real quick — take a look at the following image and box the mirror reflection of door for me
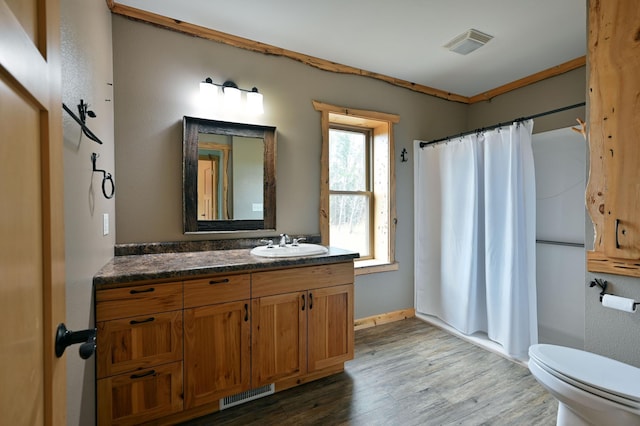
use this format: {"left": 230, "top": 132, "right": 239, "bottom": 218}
{"left": 197, "top": 142, "right": 231, "bottom": 219}
{"left": 198, "top": 155, "right": 219, "bottom": 220}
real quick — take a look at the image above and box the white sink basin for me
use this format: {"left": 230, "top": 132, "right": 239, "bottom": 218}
{"left": 250, "top": 243, "right": 329, "bottom": 258}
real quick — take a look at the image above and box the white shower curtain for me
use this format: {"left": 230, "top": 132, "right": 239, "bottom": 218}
{"left": 414, "top": 120, "right": 537, "bottom": 359}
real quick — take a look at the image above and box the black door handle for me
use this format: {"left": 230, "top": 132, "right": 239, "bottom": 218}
{"left": 55, "top": 323, "right": 96, "bottom": 360}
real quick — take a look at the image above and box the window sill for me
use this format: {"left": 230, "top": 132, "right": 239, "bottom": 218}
{"left": 354, "top": 260, "right": 399, "bottom": 276}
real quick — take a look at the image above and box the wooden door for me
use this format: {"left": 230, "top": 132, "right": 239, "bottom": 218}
{"left": 184, "top": 300, "right": 251, "bottom": 408}
{"left": 251, "top": 292, "right": 307, "bottom": 387}
{"left": 0, "top": 1, "right": 66, "bottom": 425}
{"left": 307, "top": 284, "right": 354, "bottom": 372}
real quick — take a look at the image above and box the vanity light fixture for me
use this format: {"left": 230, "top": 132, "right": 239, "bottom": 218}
{"left": 200, "top": 77, "right": 264, "bottom": 114}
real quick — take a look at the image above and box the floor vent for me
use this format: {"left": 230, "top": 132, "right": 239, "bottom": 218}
{"left": 219, "top": 384, "right": 275, "bottom": 410}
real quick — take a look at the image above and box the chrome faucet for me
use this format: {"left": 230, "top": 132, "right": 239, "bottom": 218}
{"left": 292, "top": 237, "right": 306, "bottom": 246}
{"left": 279, "top": 233, "right": 290, "bottom": 247}
{"left": 259, "top": 239, "right": 274, "bottom": 248}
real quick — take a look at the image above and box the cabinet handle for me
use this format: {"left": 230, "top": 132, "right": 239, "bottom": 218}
{"left": 301, "top": 294, "right": 306, "bottom": 311}
{"left": 244, "top": 303, "right": 249, "bottom": 322}
{"left": 209, "top": 278, "right": 230, "bottom": 285}
{"left": 130, "top": 370, "right": 156, "bottom": 379}
{"left": 615, "top": 218, "right": 621, "bottom": 249}
{"left": 309, "top": 292, "right": 313, "bottom": 310}
{"left": 130, "top": 317, "right": 155, "bottom": 325}
{"left": 130, "top": 287, "right": 154, "bottom": 294}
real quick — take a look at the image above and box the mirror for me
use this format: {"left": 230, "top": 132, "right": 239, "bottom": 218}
{"left": 183, "top": 116, "right": 276, "bottom": 232}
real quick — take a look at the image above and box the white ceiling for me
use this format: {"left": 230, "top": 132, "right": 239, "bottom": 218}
{"left": 116, "top": 0, "right": 586, "bottom": 98}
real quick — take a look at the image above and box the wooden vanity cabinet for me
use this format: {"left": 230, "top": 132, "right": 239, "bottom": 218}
{"left": 95, "top": 282, "right": 184, "bottom": 426}
{"left": 95, "top": 260, "right": 354, "bottom": 425}
{"left": 252, "top": 263, "right": 354, "bottom": 388}
{"left": 183, "top": 274, "right": 251, "bottom": 409}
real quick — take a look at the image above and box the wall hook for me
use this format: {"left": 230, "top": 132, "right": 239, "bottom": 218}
{"left": 91, "top": 153, "right": 115, "bottom": 199}
{"left": 62, "top": 99, "right": 103, "bottom": 145}
{"left": 401, "top": 148, "right": 408, "bottom": 162}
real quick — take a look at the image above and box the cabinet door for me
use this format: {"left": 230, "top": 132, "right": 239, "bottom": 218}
{"left": 97, "top": 362, "right": 183, "bottom": 426}
{"left": 252, "top": 292, "right": 307, "bottom": 387}
{"left": 184, "top": 300, "right": 251, "bottom": 408}
{"left": 587, "top": 0, "right": 640, "bottom": 265}
{"left": 308, "top": 284, "right": 354, "bottom": 372}
{"left": 97, "top": 310, "right": 183, "bottom": 378}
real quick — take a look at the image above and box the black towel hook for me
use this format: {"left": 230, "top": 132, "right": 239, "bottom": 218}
{"left": 62, "top": 99, "right": 103, "bottom": 145}
{"left": 91, "top": 153, "right": 115, "bottom": 199}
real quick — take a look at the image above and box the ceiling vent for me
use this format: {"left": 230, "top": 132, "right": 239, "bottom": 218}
{"left": 444, "top": 29, "right": 493, "bottom": 55}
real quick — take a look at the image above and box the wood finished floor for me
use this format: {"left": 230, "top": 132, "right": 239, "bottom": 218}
{"left": 181, "top": 318, "right": 557, "bottom": 425}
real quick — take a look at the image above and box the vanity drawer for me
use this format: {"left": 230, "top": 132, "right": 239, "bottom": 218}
{"left": 96, "top": 282, "right": 183, "bottom": 322}
{"left": 97, "top": 361, "right": 183, "bottom": 426}
{"left": 184, "top": 274, "right": 251, "bottom": 308}
{"left": 252, "top": 262, "right": 354, "bottom": 298}
{"left": 96, "top": 310, "right": 183, "bottom": 379}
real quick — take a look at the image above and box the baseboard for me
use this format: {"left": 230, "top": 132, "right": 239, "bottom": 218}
{"left": 354, "top": 308, "right": 415, "bottom": 331}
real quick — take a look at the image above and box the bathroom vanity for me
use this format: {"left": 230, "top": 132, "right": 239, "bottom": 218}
{"left": 93, "top": 246, "right": 357, "bottom": 425}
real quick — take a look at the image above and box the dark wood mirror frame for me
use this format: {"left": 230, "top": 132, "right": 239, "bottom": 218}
{"left": 183, "top": 116, "right": 276, "bottom": 232}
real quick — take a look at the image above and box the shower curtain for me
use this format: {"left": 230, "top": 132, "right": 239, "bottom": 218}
{"left": 414, "top": 120, "right": 537, "bottom": 359}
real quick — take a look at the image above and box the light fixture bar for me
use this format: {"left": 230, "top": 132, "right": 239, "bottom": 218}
{"left": 200, "top": 77, "right": 264, "bottom": 114}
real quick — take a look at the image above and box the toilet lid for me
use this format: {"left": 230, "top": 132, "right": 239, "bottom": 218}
{"left": 529, "top": 344, "right": 640, "bottom": 404}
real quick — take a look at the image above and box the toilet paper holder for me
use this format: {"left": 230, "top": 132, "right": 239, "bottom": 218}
{"left": 589, "top": 278, "right": 639, "bottom": 308}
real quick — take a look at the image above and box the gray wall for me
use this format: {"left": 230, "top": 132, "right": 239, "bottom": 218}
{"left": 61, "top": 0, "right": 115, "bottom": 425}
{"left": 111, "top": 15, "right": 467, "bottom": 320}
{"left": 585, "top": 242, "right": 640, "bottom": 366}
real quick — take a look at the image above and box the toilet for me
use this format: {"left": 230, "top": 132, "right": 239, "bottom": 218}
{"left": 528, "top": 344, "right": 640, "bottom": 426}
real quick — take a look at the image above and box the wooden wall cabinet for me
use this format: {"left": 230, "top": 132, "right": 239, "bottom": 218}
{"left": 586, "top": 0, "right": 640, "bottom": 276}
{"left": 95, "top": 261, "right": 354, "bottom": 425}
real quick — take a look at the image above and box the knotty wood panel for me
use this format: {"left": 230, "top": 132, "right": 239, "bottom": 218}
{"left": 586, "top": 0, "right": 640, "bottom": 272}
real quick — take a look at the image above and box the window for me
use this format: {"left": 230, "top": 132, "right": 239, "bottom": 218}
{"left": 329, "top": 126, "right": 373, "bottom": 258}
{"left": 313, "top": 101, "right": 399, "bottom": 274}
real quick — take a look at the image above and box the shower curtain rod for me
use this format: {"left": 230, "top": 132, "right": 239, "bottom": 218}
{"left": 419, "top": 101, "right": 586, "bottom": 148}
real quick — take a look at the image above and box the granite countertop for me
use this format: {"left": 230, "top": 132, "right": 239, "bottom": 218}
{"left": 93, "top": 246, "right": 359, "bottom": 289}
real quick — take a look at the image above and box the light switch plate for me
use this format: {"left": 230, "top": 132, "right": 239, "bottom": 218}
{"left": 103, "top": 213, "right": 109, "bottom": 236}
